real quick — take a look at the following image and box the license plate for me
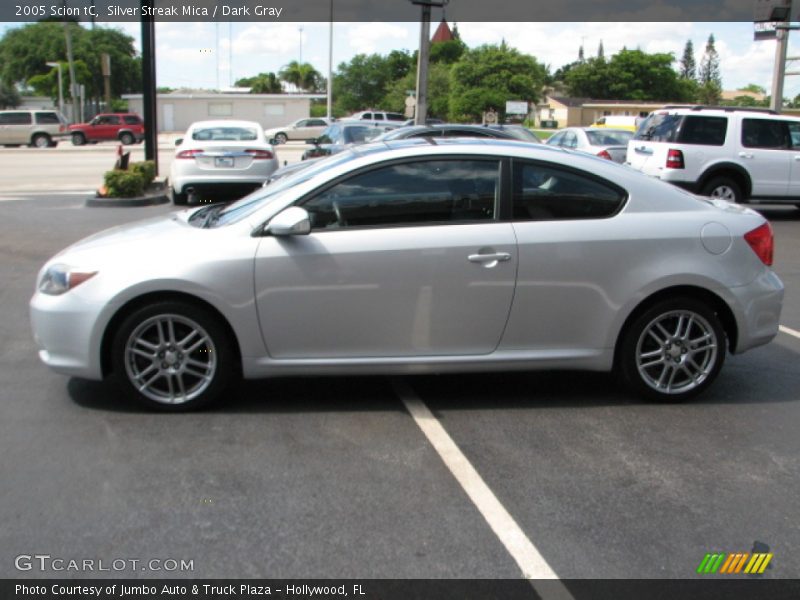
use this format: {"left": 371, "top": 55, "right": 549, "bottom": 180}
{"left": 215, "top": 156, "right": 234, "bottom": 168}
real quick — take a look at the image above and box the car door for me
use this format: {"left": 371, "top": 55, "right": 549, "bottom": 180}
{"left": 740, "top": 118, "right": 791, "bottom": 197}
{"left": 303, "top": 119, "right": 329, "bottom": 139}
{"left": 254, "top": 157, "right": 517, "bottom": 359}
{"left": 288, "top": 119, "right": 311, "bottom": 140}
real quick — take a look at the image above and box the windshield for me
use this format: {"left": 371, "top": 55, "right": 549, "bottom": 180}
{"left": 633, "top": 114, "right": 681, "bottom": 142}
{"left": 207, "top": 151, "right": 362, "bottom": 227}
{"left": 191, "top": 126, "right": 258, "bottom": 141}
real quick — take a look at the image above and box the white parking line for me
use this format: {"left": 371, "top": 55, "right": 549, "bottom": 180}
{"left": 392, "top": 379, "right": 573, "bottom": 598}
{"left": 779, "top": 325, "right": 800, "bottom": 340}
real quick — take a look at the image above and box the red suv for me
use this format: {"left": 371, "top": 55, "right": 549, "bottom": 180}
{"left": 69, "top": 113, "right": 144, "bottom": 145}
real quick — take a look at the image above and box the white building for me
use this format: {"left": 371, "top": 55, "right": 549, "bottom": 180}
{"left": 123, "top": 91, "right": 326, "bottom": 132}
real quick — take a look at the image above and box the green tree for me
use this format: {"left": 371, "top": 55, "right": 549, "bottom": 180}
{"left": 333, "top": 53, "right": 399, "bottom": 113}
{"left": 0, "top": 81, "right": 20, "bottom": 108}
{"left": 448, "top": 44, "right": 547, "bottom": 122}
{"left": 565, "top": 49, "right": 693, "bottom": 102}
{"left": 0, "top": 22, "right": 141, "bottom": 105}
{"left": 279, "top": 61, "right": 323, "bottom": 92}
{"left": 697, "top": 34, "right": 722, "bottom": 104}
{"left": 679, "top": 40, "right": 696, "bottom": 80}
{"left": 236, "top": 72, "right": 282, "bottom": 93}
{"left": 27, "top": 59, "right": 91, "bottom": 99}
{"left": 383, "top": 62, "right": 452, "bottom": 119}
{"left": 431, "top": 39, "right": 466, "bottom": 64}
{"left": 739, "top": 83, "right": 766, "bottom": 94}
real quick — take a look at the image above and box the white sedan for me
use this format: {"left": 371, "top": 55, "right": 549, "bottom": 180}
{"left": 264, "top": 117, "right": 331, "bottom": 144}
{"left": 169, "top": 120, "right": 279, "bottom": 205}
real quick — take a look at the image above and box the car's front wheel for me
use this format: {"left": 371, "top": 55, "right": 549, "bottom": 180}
{"left": 111, "top": 301, "right": 237, "bottom": 411}
{"left": 618, "top": 297, "right": 726, "bottom": 402}
{"left": 701, "top": 176, "right": 743, "bottom": 204}
{"left": 71, "top": 132, "right": 86, "bottom": 146}
{"left": 31, "top": 133, "right": 51, "bottom": 148}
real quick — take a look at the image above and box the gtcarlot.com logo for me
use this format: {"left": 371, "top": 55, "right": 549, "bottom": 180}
{"left": 14, "top": 554, "right": 194, "bottom": 573}
{"left": 697, "top": 551, "right": 773, "bottom": 575}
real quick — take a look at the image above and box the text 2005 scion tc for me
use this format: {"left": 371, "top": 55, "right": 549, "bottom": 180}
{"left": 31, "top": 139, "right": 783, "bottom": 410}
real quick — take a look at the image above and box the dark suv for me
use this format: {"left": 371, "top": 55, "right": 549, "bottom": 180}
{"left": 69, "top": 113, "right": 144, "bottom": 145}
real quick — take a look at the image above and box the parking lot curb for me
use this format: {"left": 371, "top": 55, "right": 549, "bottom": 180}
{"left": 85, "top": 183, "right": 171, "bottom": 208}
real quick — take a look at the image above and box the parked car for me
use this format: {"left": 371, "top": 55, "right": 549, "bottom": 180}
{"left": 486, "top": 124, "right": 542, "bottom": 143}
{"left": 626, "top": 106, "right": 800, "bottom": 205}
{"left": 546, "top": 127, "right": 633, "bottom": 163}
{"left": 349, "top": 110, "right": 406, "bottom": 123}
{"left": 0, "top": 109, "right": 69, "bottom": 147}
{"left": 69, "top": 113, "right": 144, "bottom": 145}
{"left": 169, "top": 120, "right": 279, "bottom": 205}
{"left": 264, "top": 117, "right": 331, "bottom": 144}
{"left": 301, "top": 120, "right": 397, "bottom": 159}
{"left": 31, "top": 138, "right": 783, "bottom": 410}
{"left": 375, "top": 123, "right": 538, "bottom": 143}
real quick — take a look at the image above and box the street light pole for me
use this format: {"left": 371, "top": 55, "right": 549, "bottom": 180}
{"left": 327, "top": 0, "right": 333, "bottom": 119}
{"left": 410, "top": 0, "right": 448, "bottom": 125}
{"left": 46, "top": 62, "right": 64, "bottom": 117}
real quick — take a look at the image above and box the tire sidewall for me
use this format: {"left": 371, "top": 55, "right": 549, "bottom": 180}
{"left": 702, "top": 176, "right": 742, "bottom": 204}
{"left": 120, "top": 132, "right": 135, "bottom": 145}
{"left": 32, "top": 134, "right": 50, "bottom": 148}
{"left": 619, "top": 297, "right": 726, "bottom": 402}
{"left": 71, "top": 132, "right": 85, "bottom": 146}
{"left": 275, "top": 133, "right": 287, "bottom": 144}
{"left": 110, "top": 301, "right": 237, "bottom": 411}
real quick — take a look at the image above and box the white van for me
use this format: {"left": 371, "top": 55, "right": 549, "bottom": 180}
{"left": 591, "top": 116, "right": 640, "bottom": 132}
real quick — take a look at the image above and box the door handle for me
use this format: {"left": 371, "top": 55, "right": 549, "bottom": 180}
{"left": 738, "top": 152, "right": 754, "bottom": 159}
{"left": 468, "top": 252, "right": 511, "bottom": 263}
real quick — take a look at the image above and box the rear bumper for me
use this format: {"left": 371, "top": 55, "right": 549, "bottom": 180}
{"left": 730, "top": 269, "right": 784, "bottom": 354}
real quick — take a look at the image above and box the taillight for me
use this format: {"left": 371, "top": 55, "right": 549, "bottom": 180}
{"left": 176, "top": 149, "right": 203, "bottom": 159}
{"left": 245, "top": 149, "right": 274, "bottom": 159}
{"left": 744, "top": 222, "right": 774, "bottom": 266}
{"left": 666, "top": 149, "right": 684, "bottom": 169}
{"left": 596, "top": 149, "right": 612, "bottom": 160}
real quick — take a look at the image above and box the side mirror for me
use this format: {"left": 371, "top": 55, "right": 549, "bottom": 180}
{"left": 267, "top": 206, "right": 311, "bottom": 236}
{"left": 174, "top": 138, "right": 183, "bottom": 146}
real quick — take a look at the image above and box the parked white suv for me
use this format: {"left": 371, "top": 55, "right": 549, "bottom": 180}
{"left": 626, "top": 106, "right": 800, "bottom": 205}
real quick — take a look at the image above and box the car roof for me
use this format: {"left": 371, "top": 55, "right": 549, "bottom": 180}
{"left": 188, "top": 120, "right": 263, "bottom": 129}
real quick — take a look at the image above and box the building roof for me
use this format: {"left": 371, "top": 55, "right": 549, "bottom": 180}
{"left": 431, "top": 18, "right": 454, "bottom": 43}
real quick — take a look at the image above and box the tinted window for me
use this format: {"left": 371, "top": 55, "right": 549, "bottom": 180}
{"left": 677, "top": 116, "right": 727, "bottom": 145}
{"left": 634, "top": 113, "right": 681, "bottom": 142}
{"left": 0, "top": 112, "right": 32, "bottom": 125}
{"left": 741, "top": 118, "right": 790, "bottom": 149}
{"left": 373, "top": 114, "right": 384, "bottom": 120}
{"left": 308, "top": 119, "right": 327, "bottom": 127}
{"left": 122, "top": 115, "right": 142, "bottom": 125}
{"left": 386, "top": 113, "right": 405, "bottom": 121}
{"left": 562, "top": 131, "right": 578, "bottom": 148}
{"left": 585, "top": 130, "right": 633, "bottom": 146}
{"left": 788, "top": 121, "right": 800, "bottom": 148}
{"left": 512, "top": 161, "right": 626, "bottom": 221}
{"left": 443, "top": 128, "right": 492, "bottom": 138}
{"left": 301, "top": 159, "right": 499, "bottom": 229}
{"left": 192, "top": 126, "right": 258, "bottom": 141}
{"left": 35, "top": 112, "right": 60, "bottom": 124}
{"left": 547, "top": 131, "right": 565, "bottom": 146}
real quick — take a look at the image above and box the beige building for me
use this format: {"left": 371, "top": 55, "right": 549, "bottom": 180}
{"left": 123, "top": 91, "right": 326, "bottom": 133}
{"left": 536, "top": 96, "right": 667, "bottom": 128}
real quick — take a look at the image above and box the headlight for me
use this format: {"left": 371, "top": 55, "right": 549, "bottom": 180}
{"left": 39, "top": 264, "right": 97, "bottom": 295}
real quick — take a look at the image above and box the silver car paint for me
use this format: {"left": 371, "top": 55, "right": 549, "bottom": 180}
{"left": 31, "top": 140, "right": 783, "bottom": 382}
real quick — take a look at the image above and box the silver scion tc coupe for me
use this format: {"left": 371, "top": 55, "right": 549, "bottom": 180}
{"left": 31, "top": 139, "right": 783, "bottom": 410}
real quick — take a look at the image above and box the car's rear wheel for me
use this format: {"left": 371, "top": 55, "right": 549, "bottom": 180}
{"left": 701, "top": 176, "right": 743, "bottom": 204}
{"left": 31, "top": 133, "right": 51, "bottom": 148}
{"left": 111, "top": 301, "right": 237, "bottom": 411}
{"left": 172, "top": 187, "right": 188, "bottom": 205}
{"left": 274, "top": 132, "right": 288, "bottom": 144}
{"left": 119, "top": 132, "right": 135, "bottom": 145}
{"left": 71, "top": 133, "right": 86, "bottom": 146}
{"left": 619, "top": 297, "right": 726, "bottom": 402}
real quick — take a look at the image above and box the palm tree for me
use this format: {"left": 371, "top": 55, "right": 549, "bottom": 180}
{"left": 279, "top": 61, "right": 323, "bottom": 93}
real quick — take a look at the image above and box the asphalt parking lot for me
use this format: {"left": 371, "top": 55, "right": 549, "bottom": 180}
{"left": 1, "top": 185, "right": 799, "bottom": 585}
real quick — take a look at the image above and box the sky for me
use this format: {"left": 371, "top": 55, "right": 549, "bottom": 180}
{"left": 1, "top": 20, "right": 797, "bottom": 99}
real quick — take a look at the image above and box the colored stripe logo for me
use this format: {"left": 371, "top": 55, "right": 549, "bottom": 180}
{"left": 697, "top": 552, "right": 773, "bottom": 574}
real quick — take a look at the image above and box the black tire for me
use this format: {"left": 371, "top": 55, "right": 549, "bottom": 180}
{"left": 618, "top": 297, "right": 726, "bottom": 402}
{"left": 172, "top": 187, "right": 188, "bottom": 206}
{"left": 701, "top": 176, "right": 743, "bottom": 204}
{"left": 71, "top": 132, "right": 86, "bottom": 146}
{"left": 31, "top": 133, "right": 51, "bottom": 148}
{"left": 110, "top": 301, "right": 238, "bottom": 411}
{"left": 274, "top": 132, "right": 288, "bottom": 144}
{"left": 119, "top": 132, "right": 135, "bottom": 145}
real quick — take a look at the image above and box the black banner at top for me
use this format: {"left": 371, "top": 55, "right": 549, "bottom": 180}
{"left": 0, "top": 0, "right": 780, "bottom": 23}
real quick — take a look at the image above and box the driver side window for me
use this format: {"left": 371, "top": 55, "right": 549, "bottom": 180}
{"left": 301, "top": 159, "right": 500, "bottom": 230}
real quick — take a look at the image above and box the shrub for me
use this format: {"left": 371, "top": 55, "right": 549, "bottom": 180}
{"left": 104, "top": 169, "right": 146, "bottom": 198}
{"left": 129, "top": 160, "right": 156, "bottom": 186}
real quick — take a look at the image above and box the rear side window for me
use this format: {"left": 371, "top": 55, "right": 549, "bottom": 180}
{"left": 122, "top": 115, "right": 142, "bottom": 125}
{"left": 0, "top": 112, "right": 32, "bottom": 125}
{"left": 512, "top": 160, "right": 626, "bottom": 221}
{"left": 677, "top": 116, "right": 727, "bottom": 146}
{"left": 35, "top": 112, "right": 60, "bottom": 124}
{"left": 741, "top": 119, "right": 790, "bottom": 149}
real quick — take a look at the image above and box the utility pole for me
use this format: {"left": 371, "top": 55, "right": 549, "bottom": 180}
{"left": 61, "top": 0, "right": 79, "bottom": 123}
{"left": 101, "top": 53, "right": 112, "bottom": 111}
{"left": 327, "top": 0, "right": 333, "bottom": 119}
{"left": 411, "top": 0, "right": 448, "bottom": 125}
{"left": 46, "top": 62, "right": 64, "bottom": 117}
{"left": 771, "top": 27, "right": 789, "bottom": 111}
{"left": 140, "top": 2, "right": 158, "bottom": 173}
